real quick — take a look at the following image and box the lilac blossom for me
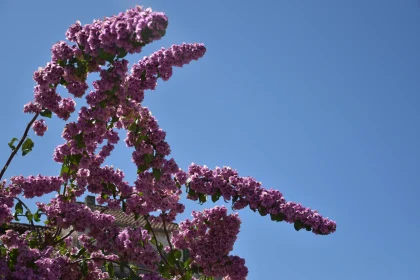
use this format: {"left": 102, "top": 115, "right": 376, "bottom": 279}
{"left": 32, "top": 119, "right": 48, "bottom": 136}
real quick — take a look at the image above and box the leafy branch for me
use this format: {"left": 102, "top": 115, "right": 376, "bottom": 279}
{"left": 0, "top": 113, "right": 39, "bottom": 180}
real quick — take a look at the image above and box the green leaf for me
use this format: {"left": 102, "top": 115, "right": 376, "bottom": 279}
{"left": 173, "top": 250, "right": 182, "bottom": 260}
{"left": 188, "top": 189, "right": 196, "bottom": 197}
{"left": 80, "top": 260, "right": 88, "bottom": 275}
{"left": 57, "top": 59, "right": 66, "bottom": 67}
{"left": 106, "top": 262, "right": 114, "bottom": 277}
{"left": 211, "top": 192, "right": 221, "bottom": 203}
{"left": 305, "top": 225, "right": 312, "bottom": 231}
{"left": 21, "top": 138, "right": 34, "bottom": 156}
{"left": 40, "top": 109, "right": 52, "bottom": 118}
{"left": 167, "top": 251, "right": 176, "bottom": 266}
{"left": 74, "top": 133, "right": 85, "bottom": 149}
{"left": 60, "top": 164, "right": 70, "bottom": 176}
{"left": 15, "top": 202, "right": 23, "bottom": 215}
{"left": 294, "top": 220, "right": 303, "bottom": 231}
{"left": 107, "top": 116, "right": 119, "bottom": 129}
{"left": 0, "top": 246, "right": 6, "bottom": 256}
{"left": 59, "top": 77, "right": 68, "bottom": 86}
{"left": 75, "top": 247, "right": 86, "bottom": 258}
{"left": 99, "top": 49, "right": 115, "bottom": 63}
{"left": 181, "top": 271, "right": 193, "bottom": 280}
{"left": 33, "top": 211, "right": 41, "bottom": 222}
{"left": 128, "top": 121, "right": 137, "bottom": 132}
{"left": 69, "top": 154, "right": 83, "bottom": 165}
{"left": 13, "top": 213, "right": 20, "bottom": 221}
{"left": 8, "top": 248, "right": 19, "bottom": 270}
{"left": 199, "top": 193, "right": 207, "bottom": 204}
{"left": 144, "top": 222, "right": 152, "bottom": 233}
{"left": 28, "top": 237, "right": 38, "bottom": 249}
{"left": 232, "top": 195, "right": 240, "bottom": 204}
{"left": 270, "top": 213, "right": 284, "bottom": 222}
{"left": 158, "top": 262, "right": 171, "bottom": 278}
{"left": 157, "top": 242, "right": 163, "bottom": 252}
{"left": 8, "top": 138, "right": 18, "bottom": 151}
{"left": 258, "top": 206, "right": 268, "bottom": 216}
{"left": 153, "top": 168, "right": 162, "bottom": 181}
{"left": 167, "top": 249, "right": 182, "bottom": 266}
{"left": 25, "top": 210, "right": 33, "bottom": 222}
{"left": 144, "top": 153, "right": 153, "bottom": 164}
{"left": 191, "top": 265, "right": 202, "bottom": 274}
{"left": 117, "top": 48, "right": 128, "bottom": 58}
{"left": 122, "top": 200, "right": 126, "bottom": 212}
{"left": 183, "top": 257, "right": 192, "bottom": 269}
{"left": 137, "top": 165, "right": 149, "bottom": 174}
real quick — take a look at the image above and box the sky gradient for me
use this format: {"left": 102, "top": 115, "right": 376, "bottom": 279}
{"left": 0, "top": 1, "right": 419, "bottom": 279}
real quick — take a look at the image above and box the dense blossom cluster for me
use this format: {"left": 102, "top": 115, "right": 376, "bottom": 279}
{"left": 37, "top": 196, "right": 115, "bottom": 232}
{"left": 114, "top": 227, "right": 160, "bottom": 269}
{"left": 185, "top": 164, "right": 337, "bottom": 235}
{"left": 65, "top": 7, "right": 168, "bottom": 57}
{"left": 0, "top": 4, "right": 337, "bottom": 280}
{"left": 0, "top": 181, "right": 15, "bottom": 224}
{"left": 0, "top": 230, "right": 110, "bottom": 279}
{"left": 172, "top": 206, "right": 248, "bottom": 280}
{"left": 25, "top": 5, "right": 170, "bottom": 129}
{"left": 10, "top": 175, "right": 63, "bottom": 199}
{"left": 32, "top": 119, "right": 48, "bottom": 136}
{"left": 126, "top": 43, "right": 206, "bottom": 98}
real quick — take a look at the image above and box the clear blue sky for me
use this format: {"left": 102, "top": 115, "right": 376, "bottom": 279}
{"left": 1, "top": 1, "right": 419, "bottom": 279}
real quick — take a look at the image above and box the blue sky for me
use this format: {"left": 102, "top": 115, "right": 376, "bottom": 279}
{"left": 1, "top": 1, "right": 419, "bottom": 279}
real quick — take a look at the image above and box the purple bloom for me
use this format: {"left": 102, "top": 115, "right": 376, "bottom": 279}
{"left": 32, "top": 119, "right": 48, "bottom": 136}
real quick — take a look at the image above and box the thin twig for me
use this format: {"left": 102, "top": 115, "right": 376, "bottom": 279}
{"left": 162, "top": 213, "right": 184, "bottom": 275}
{"left": 54, "top": 229, "right": 74, "bottom": 245}
{"left": 144, "top": 216, "right": 171, "bottom": 268}
{"left": 162, "top": 214, "right": 174, "bottom": 251}
{"left": 0, "top": 113, "right": 39, "bottom": 180}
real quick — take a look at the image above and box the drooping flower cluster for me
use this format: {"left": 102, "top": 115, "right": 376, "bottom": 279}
{"left": 116, "top": 105, "right": 184, "bottom": 222}
{"left": 126, "top": 43, "right": 207, "bottom": 100}
{"left": 172, "top": 206, "right": 248, "bottom": 279}
{"left": 184, "top": 163, "right": 337, "bottom": 235}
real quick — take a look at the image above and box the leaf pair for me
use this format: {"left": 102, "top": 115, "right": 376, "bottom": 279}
{"left": 8, "top": 137, "right": 34, "bottom": 156}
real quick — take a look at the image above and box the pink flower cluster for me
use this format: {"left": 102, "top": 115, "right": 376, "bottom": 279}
{"left": 171, "top": 206, "right": 248, "bottom": 279}
{"left": 114, "top": 227, "right": 160, "bottom": 269}
{"left": 185, "top": 163, "right": 337, "bottom": 235}
{"left": 65, "top": 6, "right": 168, "bottom": 57}
{"left": 126, "top": 43, "right": 206, "bottom": 99}
{"left": 25, "top": 6, "right": 170, "bottom": 136}
{"left": 114, "top": 105, "right": 184, "bottom": 222}
{"left": 37, "top": 196, "right": 115, "bottom": 232}
{"left": 10, "top": 175, "right": 63, "bottom": 199}
{"left": 0, "top": 230, "right": 111, "bottom": 279}
{"left": 32, "top": 119, "right": 48, "bottom": 136}
{"left": 0, "top": 180, "right": 16, "bottom": 224}
{"left": 206, "top": 256, "right": 248, "bottom": 280}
